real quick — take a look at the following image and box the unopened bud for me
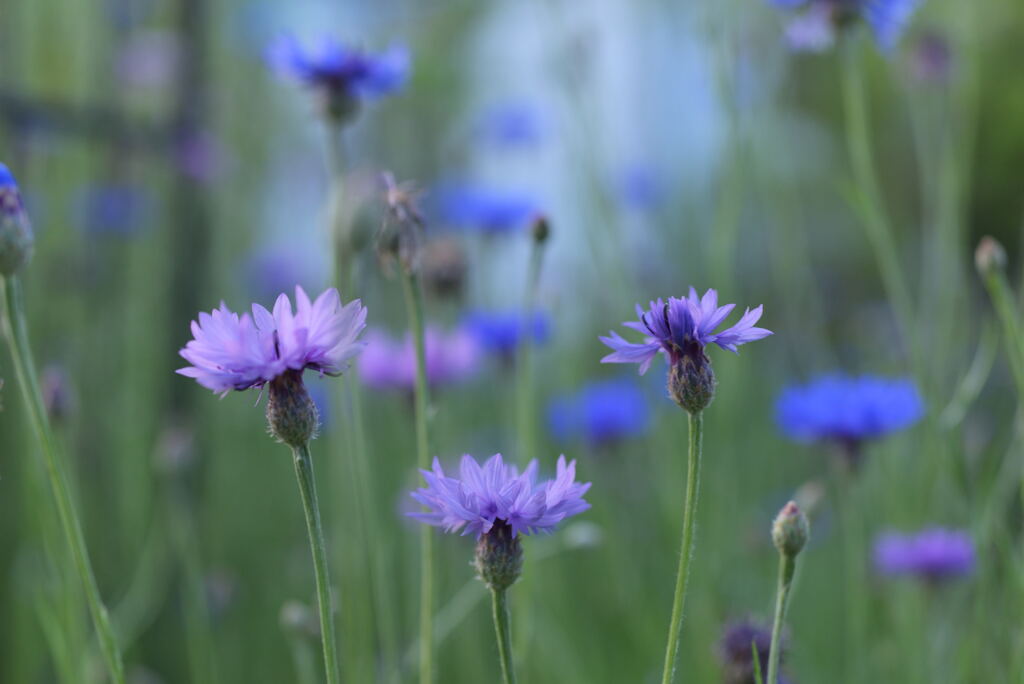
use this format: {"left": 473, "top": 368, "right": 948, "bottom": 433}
{"left": 975, "top": 236, "right": 1006, "bottom": 277}
{"left": 474, "top": 521, "right": 523, "bottom": 591}
{"left": 530, "top": 215, "right": 550, "bottom": 244}
{"left": 0, "top": 163, "right": 34, "bottom": 276}
{"left": 266, "top": 370, "right": 318, "bottom": 448}
{"left": 772, "top": 501, "right": 810, "bottom": 559}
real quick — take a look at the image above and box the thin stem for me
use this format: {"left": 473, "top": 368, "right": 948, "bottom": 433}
{"left": 516, "top": 237, "right": 545, "bottom": 463}
{"left": 840, "top": 37, "right": 915, "bottom": 353}
{"left": 660, "top": 411, "right": 704, "bottom": 684}
{"left": 400, "top": 269, "right": 434, "bottom": 684}
{"left": 0, "top": 276, "right": 126, "bottom": 684}
{"left": 766, "top": 554, "right": 796, "bottom": 684}
{"left": 325, "top": 121, "right": 352, "bottom": 295}
{"left": 490, "top": 588, "right": 517, "bottom": 684}
{"left": 291, "top": 443, "right": 340, "bottom": 684}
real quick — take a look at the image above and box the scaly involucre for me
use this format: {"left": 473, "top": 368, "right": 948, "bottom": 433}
{"left": 410, "top": 454, "right": 591, "bottom": 538}
{"left": 177, "top": 286, "right": 366, "bottom": 395}
{"left": 600, "top": 287, "right": 772, "bottom": 374}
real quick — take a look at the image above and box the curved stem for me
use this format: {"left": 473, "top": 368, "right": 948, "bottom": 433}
{"left": 840, "top": 38, "right": 915, "bottom": 351}
{"left": 0, "top": 276, "right": 126, "bottom": 684}
{"left": 291, "top": 443, "right": 340, "bottom": 684}
{"left": 490, "top": 588, "right": 517, "bottom": 684}
{"left": 660, "top": 411, "right": 704, "bottom": 684}
{"left": 400, "top": 269, "right": 434, "bottom": 684}
{"left": 766, "top": 554, "right": 796, "bottom": 684}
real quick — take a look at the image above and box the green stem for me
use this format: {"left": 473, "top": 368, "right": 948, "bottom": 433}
{"left": 766, "top": 554, "right": 796, "bottom": 684}
{"left": 660, "top": 411, "right": 704, "bottom": 684}
{"left": 490, "top": 588, "right": 517, "bottom": 684}
{"left": 400, "top": 269, "right": 434, "bottom": 684}
{"left": 516, "top": 238, "right": 545, "bottom": 463}
{"left": 0, "top": 276, "right": 126, "bottom": 684}
{"left": 840, "top": 38, "right": 915, "bottom": 351}
{"left": 290, "top": 443, "right": 340, "bottom": 684}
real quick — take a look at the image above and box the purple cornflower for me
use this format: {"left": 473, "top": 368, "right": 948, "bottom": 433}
{"left": 600, "top": 288, "right": 770, "bottom": 412}
{"left": 767, "top": 0, "right": 924, "bottom": 53}
{"left": 437, "top": 184, "right": 541, "bottom": 235}
{"left": 548, "top": 377, "right": 650, "bottom": 447}
{"left": 463, "top": 310, "right": 549, "bottom": 361}
{"left": 719, "top": 619, "right": 792, "bottom": 684}
{"left": 776, "top": 374, "right": 923, "bottom": 446}
{"left": 266, "top": 36, "right": 409, "bottom": 121}
{"left": 410, "top": 453, "right": 591, "bottom": 538}
{"left": 873, "top": 527, "right": 976, "bottom": 581}
{"left": 177, "top": 286, "right": 367, "bottom": 396}
{"left": 358, "top": 326, "right": 480, "bottom": 392}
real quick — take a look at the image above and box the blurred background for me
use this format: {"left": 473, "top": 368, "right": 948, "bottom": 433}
{"left": 1, "top": 0, "right": 1023, "bottom": 682}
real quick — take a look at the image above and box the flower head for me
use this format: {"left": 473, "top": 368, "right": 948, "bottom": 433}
{"left": 0, "top": 162, "right": 34, "bottom": 275}
{"left": 776, "top": 374, "right": 923, "bottom": 444}
{"left": 767, "top": 0, "right": 923, "bottom": 52}
{"left": 177, "top": 286, "right": 366, "bottom": 395}
{"left": 358, "top": 326, "right": 480, "bottom": 391}
{"left": 873, "top": 527, "right": 975, "bottom": 581}
{"left": 409, "top": 453, "right": 591, "bottom": 538}
{"left": 266, "top": 36, "right": 409, "bottom": 120}
{"left": 437, "top": 184, "right": 541, "bottom": 235}
{"left": 548, "top": 377, "right": 650, "bottom": 446}
{"left": 463, "top": 310, "right": 549, "bottom": 360}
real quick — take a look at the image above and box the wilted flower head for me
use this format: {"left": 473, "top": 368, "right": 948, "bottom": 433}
{"left": 776, "top": 374, "right": 923, "bottom": 446}
{"left": 437, "top": 184, "right": 541, "bottom": 235}
{"left": 377, "top": 172, "right": 424, "bottom": 274}
{"left": 768, "top": 0, "right": 924, "bottom": 53}
{"left": 358, "top": 326, "right": 480, "bottom": 391}
{"left": 873, "top": 527, "right": 975, "bottom": 581}
{"left": 0, "top": 163, "right": 34, "bottom": 275}
{"left": 719, "top": 619, "right": 791, "bottom": 684}
{"left": 266, "top": 36, "right": 409, "bottom": 121}
{"left": 409, "top": 453, "right": 591, "bottom": 538}
{"left": 463, "top": 310, "right": 549, "bottom": 361}
{"left": 600, "top": 288, "right": 771, "bottom": 412}
{"left": 548, "top": 377, "right": 650, "bottom": 447}
{"left": 177, "top": 286, "right": 367, "bottom": 395}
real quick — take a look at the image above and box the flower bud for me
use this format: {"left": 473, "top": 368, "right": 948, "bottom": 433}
{"left": 0, "top": 164, "right": 34, "bottom": 276}
{"left": 975, "top": 236, "right": 1007, "bottom": 278}
{"left": 772, "top": 501, "right": 810, "bottom": 559}
{"left": 668, "top": 351, "right": 716, "bottom": 414}
{"left": 266, "top": 370, "right": 319, "bottom": 448}
{"left": 530, "top": 214, "right": 550, "bottom": 244}
{"left": 474, "top": 521, "right": 523, "bottom": 591}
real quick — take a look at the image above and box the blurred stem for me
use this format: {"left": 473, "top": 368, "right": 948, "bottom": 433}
{"left": 980, "top": 266, "right": 1024, "bottom": 393}
{"left": 766, "top": 553, "right": 796, "bottom": 684}
{"left": 290, "top": 443, "right": 340, "bottom": 684}
{"left": 840, "top": 38, "right": 915, "bottom": 353}
{"left": 834, "top": 467, "right": 867, "bottom": 682}
{"left": 326, "top": 121, "right": 353, "bottom": 296}
{"left": 0, "top": 276, "right": 126, "bottom": 684}
{"left": 660, "top": 410, "right": 704, "bottom": 684}
{"left": 400, "top": 268, "right": 434, "bottom": 684}
{"left": 490, "top": 588, "right": 517, "bottom": 684}
{"left": 516, "top": 236, "right": 546, "bottom": 462}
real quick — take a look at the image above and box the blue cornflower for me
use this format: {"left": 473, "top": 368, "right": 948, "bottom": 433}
{"left": 463, "top": 310, "right": 549, "bottom": 360}
{"left": 266, "top": 36, "right": 409, "bottom": 121}
{"left": 776, "top": 374, "right": 923, "bottom": 445}
{"left": 614, "top": 163, "right": 663, "bottom": 212}
{"left": 437, "top": 184, "right": 541, "bottom": 235}
{"left": 766, "top": 0, "right": 923, "bottom": 52}
{"left": 601, "top": 288, "right": 771, "bottom": 412}
{"left": 873, "top": 527, "right": 975, "bottom": 581}
{"left": 548, "top": 378, "right": 650, "bottom": 446}
{"left": 409, "top": 453, "right": 590, "bottom": 538}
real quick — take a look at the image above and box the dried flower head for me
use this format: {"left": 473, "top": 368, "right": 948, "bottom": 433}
{"left": 377, "top": 172, "right": 424, "bottom": 274}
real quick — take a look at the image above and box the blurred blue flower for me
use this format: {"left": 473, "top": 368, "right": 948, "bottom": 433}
{"left": 548, "top": 377, "right": 650, "bottom": 446}
{"left": 873, "top": 527, "right": 975, "bottom": 581}
{"left": 613, "top": 163, "right": 663, "bottom": 212}
{"left": 776, "top": 374, "right": 923, "bottom": 444}
{"left": 463, "top": 310, "right": 549, "bottom": 360}
{"left": 266, "top": 36, "right": 408, "bottom": 119}
{"left": 76, "top": 184, "right": 151, "bottom": 237}
{"left": 767, "top": 0, "right": 923, "bottom": 52}
{"left": 475, "top": 100, "right": 547, "bottom": 147}
{"left": 358, "top": 326, "right": 481, "bottom": 392}
{"left": 437, "top": 184, "right": 541, "bottom": 235}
